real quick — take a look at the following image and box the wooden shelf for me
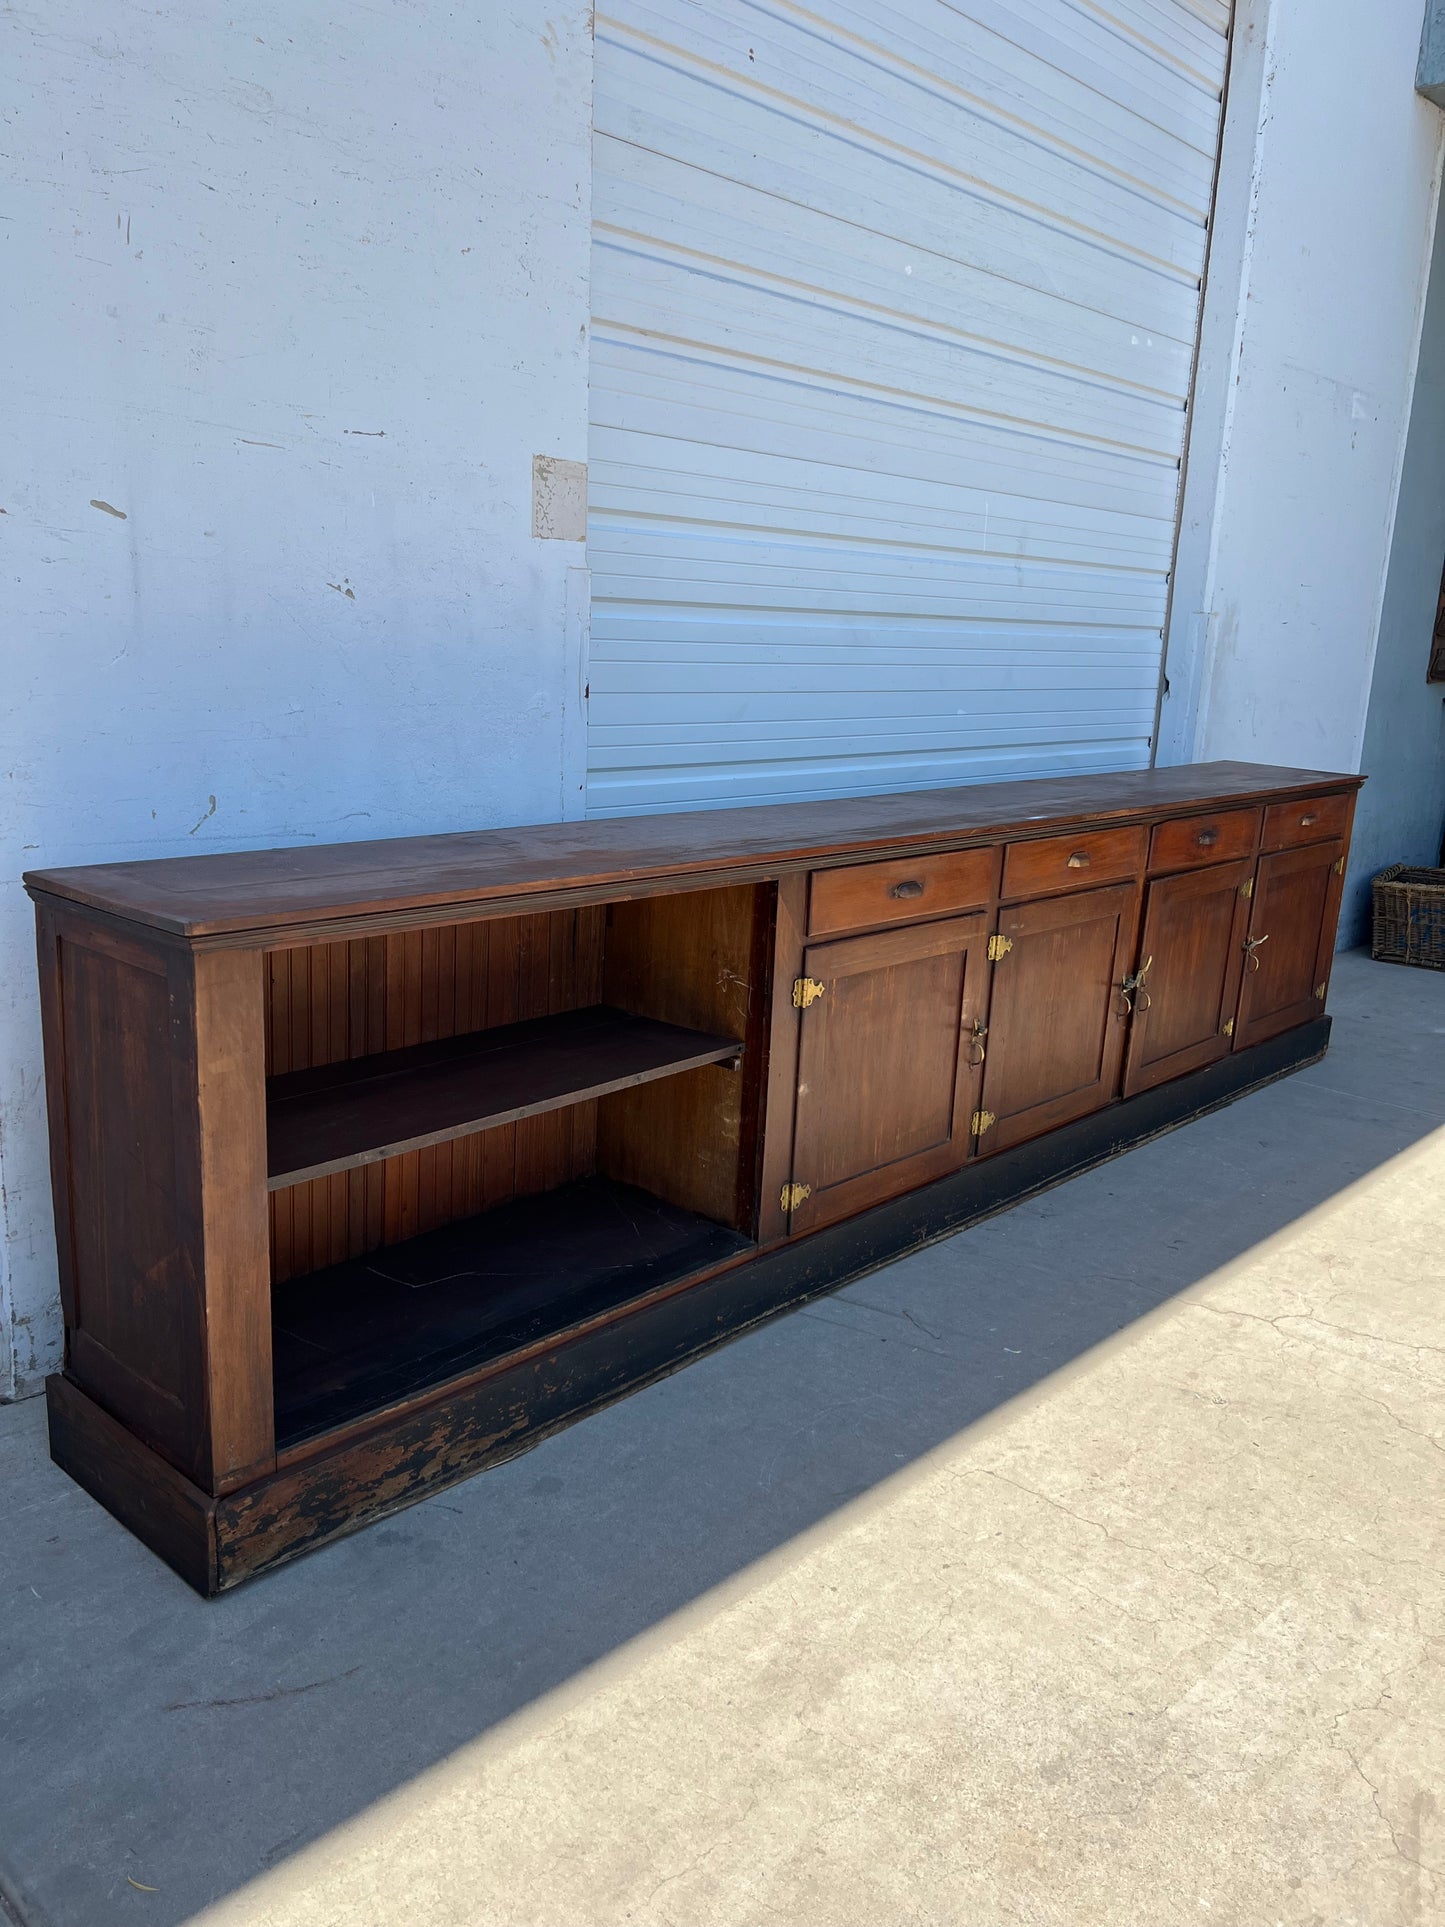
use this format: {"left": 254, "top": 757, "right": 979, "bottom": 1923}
{"left": 271, "top": 1177, "right": 752, "bottom": 1447}
{"left": 266, "top": 1005, "right": 742, "bottom": 1188}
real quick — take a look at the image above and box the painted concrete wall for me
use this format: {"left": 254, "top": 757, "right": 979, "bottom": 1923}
{"left": 0, "top": 2, "right": 593, "bottom": 1398}
{"left": 5, "top": 0, "right": 1443, "bottom": 1400}
{"left": 1420, "top": 0, "right": 1445, "bottom": 108}
{"left": 1160, "top": 0, "right": 1445, "bottom": 786}
{"left": 1346, "top": 191, "right": 1445, "bottom": 940}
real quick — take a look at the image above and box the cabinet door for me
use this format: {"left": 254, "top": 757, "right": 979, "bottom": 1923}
{"left": 977, "top": 882, "right": 1139, "bottom": 1154}
{"left": 787, "top": 914, "right": 989, "bottom": 1234}
{"left": 1234, "top": 839, "right": 1345, "bottom": 1049}
{"left": 1122, "top": 859, "right": 1253, "bottom": 1097}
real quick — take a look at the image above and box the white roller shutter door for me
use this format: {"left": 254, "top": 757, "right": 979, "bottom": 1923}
{"left": 587, "top": 0, "right": 1232, "bottom": 814}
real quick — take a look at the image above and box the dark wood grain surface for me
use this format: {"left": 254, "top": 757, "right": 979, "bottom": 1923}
{"left": 978, "top": 882, "right": 1141, "bottom": 1154}
{"left": 25, "top": 763, "right": 1362, "bottom": 942}
{"left": 1122, "top": 859, "right": 1254, "bottom": 1096}
{"left": 789, "top": 913, "right": 989, "bottom": 1234}
{"left": 1235, "top": 839, "right": 1348, "bottom": 1049}
{"left": 1148, "top": 806, "right": 1261, "bottom": 874}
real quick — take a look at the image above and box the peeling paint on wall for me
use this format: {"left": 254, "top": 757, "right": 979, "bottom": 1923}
{"left": 531, "top": 456, "right": 587, "bottom": 541}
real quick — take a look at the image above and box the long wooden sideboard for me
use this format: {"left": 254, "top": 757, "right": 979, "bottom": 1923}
{"left": 25, "top": 760, "right": 1360, "bottom": 1594}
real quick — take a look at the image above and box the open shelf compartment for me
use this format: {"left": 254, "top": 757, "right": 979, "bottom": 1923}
{"left": 272, "top": 1174, "right": 752, "bottom": 1448}
{"left": 264, "top": 883, "right": 770, "bottom": 1450}
{"left": 266, "top": 1003, "right": 743, "bottom": 1188}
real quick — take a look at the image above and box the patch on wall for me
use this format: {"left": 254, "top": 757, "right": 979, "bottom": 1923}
{"left": 532, "top": 456, "right": 587, "bottom": 540}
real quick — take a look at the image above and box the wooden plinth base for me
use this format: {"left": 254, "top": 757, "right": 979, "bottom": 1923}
{"left": 49, "top": 1018, "right": 1329, "bottom": 1596}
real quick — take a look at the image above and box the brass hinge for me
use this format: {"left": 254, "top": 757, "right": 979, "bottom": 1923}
{"left": 971, "top": 1109, "right": 996, "bottom": 1137}
{"left": 780, "top": 1181, "right": 811, "bottom": 1212}
{"left": 1240, "top": 877, "right": 1254, "bottom": 898}
{"left": 1333, "top": 856, "right": 1345, "bottom": 876}
{"left": 1222, "top": 1017, "right": 1235, "bottom": 1037}
{"left": 987, "top": 934, "right": 1013, "bottom": 962}
{"left": 1314, "top": 981, "right": 1327, "bottom": 999}
{"left": 792, "top": 977, "right": 825, "bottom": 1009}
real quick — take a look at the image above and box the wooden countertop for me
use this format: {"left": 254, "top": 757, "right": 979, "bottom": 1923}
{"left": 24, "top": 761, "right": 1362, "bottom": 944}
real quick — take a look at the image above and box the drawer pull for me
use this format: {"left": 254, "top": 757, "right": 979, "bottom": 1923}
{"left": 1244, "top": 933, "right": 1270, "bottom": 970}
{"left": 1196, "top": 827, "right": 1219, "bottom": 847}
{"left": 1300, "top": 812, "right": 1318, "bottom": 827}
{"left": 1065, "top": 851, "right": 1091, "bottom": 870}
{"left": 889, "top": 879, "right": 925, "bottom": 900}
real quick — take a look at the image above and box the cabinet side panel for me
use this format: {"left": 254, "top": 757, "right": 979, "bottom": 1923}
{"left": 48, "top": 917, "right": 203, "bottom": 1471}
{"left": 34, "top": 904, "right": 80, "bottom": 1344}
{"left": 1314, "top": 791, "right": 1356, "bottom": 985}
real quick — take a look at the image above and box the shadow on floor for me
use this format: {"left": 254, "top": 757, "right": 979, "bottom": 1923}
{"left": 1, "top": 952, "right": 1443, "bottom": 1926}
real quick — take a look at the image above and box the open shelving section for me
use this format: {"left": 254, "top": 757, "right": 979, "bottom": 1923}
{"left": 266, "top": 1004, "right": 744, "bottom": 1187}
{"left": 258, "top": 883, "right": 768, "bottom": 1458}
{"left": 271, "top": 1175, "right": 752, "bottom": 1447}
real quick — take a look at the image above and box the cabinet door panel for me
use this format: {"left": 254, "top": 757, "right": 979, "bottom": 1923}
{"left": 978, "top": 883, "right": 1138, "bottom": 1154}
{"left": 1122, "top": 860, "right": 1252, "bottom": 1097}
{"left": 1235, "top": 840, "right": 1345, "bottom": 1049}
{"left": 788, "top": 915, "right": 988, "bottom": 1234}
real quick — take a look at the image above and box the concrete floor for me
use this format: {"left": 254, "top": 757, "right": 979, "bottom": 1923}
{"left": 1, "top": 949, "right": 1443, "bottom": 1927}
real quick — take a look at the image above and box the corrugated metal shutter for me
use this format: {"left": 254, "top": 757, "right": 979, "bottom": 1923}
{"left": 587, "top": 0, "right": 1233, "bottom": 815}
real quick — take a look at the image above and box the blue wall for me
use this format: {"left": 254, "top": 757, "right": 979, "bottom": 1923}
{"left": 1346, "top": 189, "right": 1445, "bottom": 942}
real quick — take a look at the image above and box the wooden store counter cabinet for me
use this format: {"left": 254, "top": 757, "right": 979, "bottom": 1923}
{"left": 24, "top": 760, "right": 1360, "bottom": 1594}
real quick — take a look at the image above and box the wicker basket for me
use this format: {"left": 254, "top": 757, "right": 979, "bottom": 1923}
{"left": 1372, "top": 864, "right": 1445, "bottom": 970}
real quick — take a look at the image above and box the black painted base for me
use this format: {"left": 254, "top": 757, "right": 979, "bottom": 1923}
{"left": 50, "top": 1018, "right": 1329, "bottom": 1594}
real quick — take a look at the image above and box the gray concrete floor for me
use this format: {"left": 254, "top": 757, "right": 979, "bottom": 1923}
{"left": 2, "top": 949, "right": 1443, "bottom": 1927}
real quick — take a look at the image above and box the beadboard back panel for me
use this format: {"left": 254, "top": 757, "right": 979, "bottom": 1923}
{"left": 264, "top": 908, "right": 605, "bottom": 1281}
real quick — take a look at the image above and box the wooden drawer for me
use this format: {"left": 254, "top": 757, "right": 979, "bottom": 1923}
{"left": 1000, "top": 824, "right": 1145, "bottom": 901}
{"left": 1261, "top": 792, "right": 1352, "bottom": 852}
{"left": 1149, "top": 807, "right": 1260, "bottom": 873}
{"left": 807, "top": 846, "right": 999, "bottom": 939}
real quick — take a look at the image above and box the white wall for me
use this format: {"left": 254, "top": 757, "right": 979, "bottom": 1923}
{"left": 0, "top": 2, "right": 593, "bottom": 1398}
{"left": 7, "top": 0, "right": 1443, "bottom": 1400}
{"left": 1161, "top": 0, "right": 1445, "bottom": 776}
